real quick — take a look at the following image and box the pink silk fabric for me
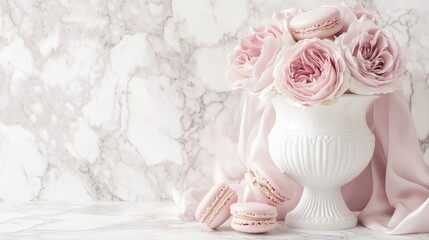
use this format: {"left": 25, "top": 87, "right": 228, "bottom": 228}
{"left": 175, "top": 90, "right": 429, "bottom": 234}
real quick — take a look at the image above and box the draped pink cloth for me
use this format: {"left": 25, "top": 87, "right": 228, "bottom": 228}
{"left": 174, "top": 90, "right": 429, "bottom": 234}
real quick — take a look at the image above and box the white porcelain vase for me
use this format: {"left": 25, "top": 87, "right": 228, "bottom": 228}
{"left": 268, "top": 94, "right": 378, "bottom": 230}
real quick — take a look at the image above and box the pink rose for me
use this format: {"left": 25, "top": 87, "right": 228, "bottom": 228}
{"left": 344, "top": 3, "right": 378, "bottom": 24}
{"left": 332, "top": 3, "right": 378, "bottom": 34}
{"left": 272, "top": 8, "right": 304, "bottom": 30}
{"left": 339, "top": 18, "right": 405, "bottom": 94}
{"left": 274, "top": 38, "right": 349, "bottom": 107}
{"left": 227, "top": 18, "right": 284, "bottom": 93}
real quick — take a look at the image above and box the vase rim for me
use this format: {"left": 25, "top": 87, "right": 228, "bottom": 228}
{"left": 340, "top": 93, "right": 380, "bottom": 99}
{"left": 271, "top": 93, "right": 380, "bottom": 105}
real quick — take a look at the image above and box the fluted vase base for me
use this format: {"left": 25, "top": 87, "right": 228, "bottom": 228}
{"left": 285, "top": 188, "right": 357, "bottom": 230}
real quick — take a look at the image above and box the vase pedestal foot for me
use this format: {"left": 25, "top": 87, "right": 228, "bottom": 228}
{"left": 285, "top": 188, "right": 357, "bottom": 230}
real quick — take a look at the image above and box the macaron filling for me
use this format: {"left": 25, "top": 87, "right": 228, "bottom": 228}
{"left": 232, "top": 215, "right": 276, "bottom": 226}
{"left": 291, "top": 16, "right": 341, "bottom": 35}
{"left": 200, "top": 187, "right": 235, "bottom": 224}
{"left": 247, "top": 169, "right": 288, "bottom": 204}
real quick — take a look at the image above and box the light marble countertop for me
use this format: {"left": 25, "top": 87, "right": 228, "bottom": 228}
{"left": 0, "top": 202, "right": 428, "bottom": 240}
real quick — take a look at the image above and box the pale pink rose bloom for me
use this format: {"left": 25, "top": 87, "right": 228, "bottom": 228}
{"left": 344, "top": 2, "right": 379, "bottom": 24}
{"left": 227, "top": 18, "right": 284, "bottom": 94}
{"left": 332, "top": 3, "right": 378, "bottom": 34}
{"left": 339, "top": 18, "right": 405, "bottom": 94}
{"left": 274, "top": 38, "right": 349, "bottom": 107}
{"left": 272, "top": 8, "right": 305, "bottom": 31}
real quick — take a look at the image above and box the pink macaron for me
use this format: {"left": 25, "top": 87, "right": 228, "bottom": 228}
{"left": 245, "top": 161, "right": 295, "bottom": 206}
{"left": 195, "top": 183, "right": 238, "bottom": 229}
{"left": 288, "top": 7, "right": 343, "bottom": 40}
{"left": 230, "top": 202, "right": 277, "bottom": 233}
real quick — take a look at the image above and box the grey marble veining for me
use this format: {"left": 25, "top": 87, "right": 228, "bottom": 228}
{"left": 0, "top": 0, "right": 428, "bottom": 201}
{"left": 0, "top": 201, "right": 427, "bottom": 239}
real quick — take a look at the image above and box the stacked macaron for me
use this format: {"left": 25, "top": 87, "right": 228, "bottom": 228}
{"left": 194, "top": 161, "right": 295, "bottom": 233}
{"left": 245, "top": 161, "right": 295, "bottom": 206}
{"left": 230, "top": 202, "right": 278, "bottom": 233}
{"left": 288, "top": 7, "right": 344, "bottom": 41}
{"left": 195, "top": 183, "right": 238, "bottom": 229}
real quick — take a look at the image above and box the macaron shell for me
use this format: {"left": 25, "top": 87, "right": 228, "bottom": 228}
{"left": 289, "top": 7, "right": 340, "bottom": 28}
{"left": 231, "top": 220, "right": 276, "bottom": 233}
{"left": 288, "top": 7, "right": 343, "bottom": 40}
{"left": 230, "top": 202, "right": 277, "bottom": 217}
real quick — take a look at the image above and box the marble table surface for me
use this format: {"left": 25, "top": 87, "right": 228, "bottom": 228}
{"left": 0, "top": 202, "right": 428, "bottom": 240}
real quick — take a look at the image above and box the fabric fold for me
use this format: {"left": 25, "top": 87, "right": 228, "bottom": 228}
{"left": 358, "top": 91, "right": 429, "bottom": 234}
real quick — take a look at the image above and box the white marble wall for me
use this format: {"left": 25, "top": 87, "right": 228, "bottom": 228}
{"left": 0, "top": 0, "right": 428, "bottom": 201}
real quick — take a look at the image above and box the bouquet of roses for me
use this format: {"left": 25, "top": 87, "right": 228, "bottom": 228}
{"left": 227, "top": 3, "right": 405, "bottom": 107}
